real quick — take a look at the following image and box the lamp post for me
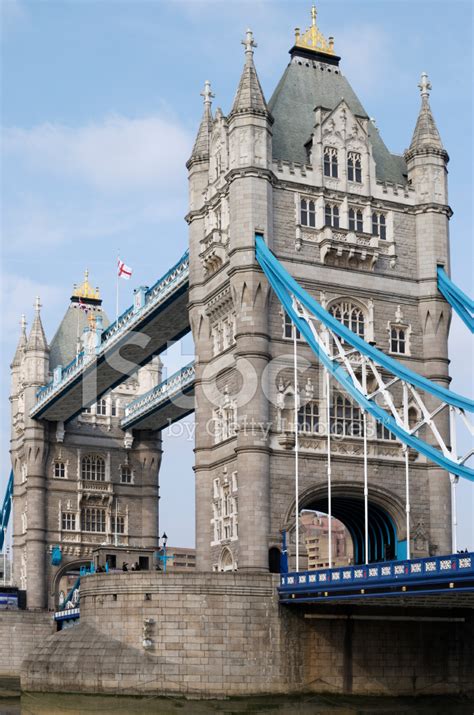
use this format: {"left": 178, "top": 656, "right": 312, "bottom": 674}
{"left": 159, "top": 532, "right": 172, "bottom": 573}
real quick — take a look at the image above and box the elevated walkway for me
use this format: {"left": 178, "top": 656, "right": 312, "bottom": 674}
{"left": 31, "top": 252, "right": 190, "bottom": 422}
{"left": 121, "top": 361, "right": 195, "bottom": 432}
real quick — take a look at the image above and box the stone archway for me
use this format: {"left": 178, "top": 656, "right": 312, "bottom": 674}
{"left": 218, "top": 547, "right": 235, "bottom": 572}
{"left": 285, "top": 483, "right": 407, "bottom": 565}
{"left": 50, "top": 557, "right": 90, "bottom": 608}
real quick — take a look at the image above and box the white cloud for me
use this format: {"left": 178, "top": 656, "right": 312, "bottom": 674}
{"left": 3, "top": 114, "right": 193, "bottom": 193}
{"left": 0, "top": 273, "right": 63, "bottom": 340}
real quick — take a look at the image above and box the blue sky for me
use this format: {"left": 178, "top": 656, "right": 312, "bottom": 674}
{"left": 1, "top": 0, "right": 472, "bottom": 549}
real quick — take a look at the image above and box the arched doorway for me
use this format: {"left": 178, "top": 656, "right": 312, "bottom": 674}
{"left": 218, "top": 547, "right": 235, "bottom": 572}
{"left": 304, "top": 495, "right": 397, "bottom": 564}
{"left": 268, "top": 547, "right": 281, "bottom": 573}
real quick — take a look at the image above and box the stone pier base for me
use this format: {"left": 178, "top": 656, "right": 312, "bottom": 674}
{"left": 20, "top": 572, "right": 474, "bottom": 697}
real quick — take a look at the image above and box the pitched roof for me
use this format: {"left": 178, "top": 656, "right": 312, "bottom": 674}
{"left": 408, "top": 95, "right": 443, "bottom": 152}
{"left": 27, "top": 310, "right": 48, "bottom": 353}
{"left": 268, "top": 59, "right": 407, "bottom": 185}
{"left": 231, "top": 57, "right": 268, "bottom": 116}
{"left": 190, "top": 103, "right": 213, "bottom": 160}
{"left": 49, "top": 305, "right": 109, "bottom": 370}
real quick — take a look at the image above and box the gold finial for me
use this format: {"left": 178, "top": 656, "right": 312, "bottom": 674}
{"left": 72, "top": 268, "right": 101, "bottom": 301}
{"left": 294, "top": 4, "right": 335, "bottom": 56}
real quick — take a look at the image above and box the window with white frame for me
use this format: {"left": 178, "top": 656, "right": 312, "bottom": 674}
{"left": 324, "top": 203, "right": 340, "bottom": 228}
{"left": 390, "top": 326, "right": 407, "bottom": 355}
{"left": 348, "top": 208, "right": 363, "bottom": 233}
{"left": 323, "top": 146, "right": 338, "bottom": 178}
{"left": 111, "top": 401, "right": 117, "bottom": 417}
{"left": 96, "top": 399, "right": 107, "bottom": 416}
{"left": 81, "top": 455, "right": 106, "bottom": 481}
{"left": 298, "top": 401, "right": 319, "bottom": 433}
{"left": 54, "top": 461, "right": 66, "bottom": 479}
{"left": 120, "top": 465, "right": 133, "bottom": 484}
{"left": 300, "top": 198, "right": 316, "bottom": 227}
{"left": 211, "top": 472, "right": 238, "bottom": 545}
{"left": 283, "top": 312, "right": 301, "bottom": 341}
{"left": 213, "top": 404, "right": 237, "bottom": 444}
{"left": 330, "top": 302, "right": 365, "bottom": 340}
{"left": 211, "top": 314, "right": 236, "bottom": 356}
{"left": 347, "top": 152, "right": 362, "bottom": 183}
{"left": 372, "top": 212, "right": 387, "bottom": 240}
{"left": 81, "top": 507, "right": 106, "bottom": 533}
{"left": 330, "top": 393, "right": 363, "bottom": 437}
{"left": 61, "top": 512, "right": 76, "bottom": 531}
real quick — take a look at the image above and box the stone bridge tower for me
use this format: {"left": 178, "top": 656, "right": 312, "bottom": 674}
{"left": 10, "top": 276, "right": 163, "bottom": 609}
{"left": 187, "top": 8, "right": 452, "bottom": 572}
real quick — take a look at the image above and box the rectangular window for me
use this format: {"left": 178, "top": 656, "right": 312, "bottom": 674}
{"left": 390, "top": 327, "right": 406, "bottom": 354}
{"left": 323, "top": 147, "right": 338, "bottom": 178}
{"left": 111, "top": 515, "right": 125, "bottom": 534}
{"left": 298, "top": 401, "right": 319, "bottom": 433}
{"left": 348, "top": 208, "right": 363, "bottom": 232}
{"left": 81, "top": 507, "right": 106, "bottom": 533}
{"left": 54, "top": 462, "right": 65, "bottom": 478}
{"left": 372, "top": 212, "right": 387, "bottom": 240}
{"left": 300, "top": 198, "right": 316, "bottom": 227}
{"left": 325, "top": 204, "right": 340, "bottom": 228}
{"left": 96, "top": 399, "right": 107, "bottom": 416}
{"left": 120, "top": 466, "right": 132, "bottom": 484}
{"left": 111, "top": 402, "right": 117, "bottom": 417}
{"left": 283, "top": 312, "right": 301, "bottom": 340}
{"left": 376, "top": 422, "right": 397, "bottom": 441}
{"left": 61, "top": 513, "right": 76, "bottom": 531}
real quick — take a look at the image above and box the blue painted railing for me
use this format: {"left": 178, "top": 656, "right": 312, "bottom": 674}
{"left": 0, "top": 471, "right": 13, "bottom": 552}
{"left": 122, "top": 361, "right": 195, "bottom": 428}
{"left": 32, "top": 249, "right": 190, "bottom": 414}
{"left": 279, "top": 552, "right": 474, "bottom": 602}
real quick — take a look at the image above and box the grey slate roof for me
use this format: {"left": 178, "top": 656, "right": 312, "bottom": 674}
{"left": 231, "top": 58, "right": 268, "bottom": 115}
{"left": 268, "top": 60, "right": 407, "bottom": 185}
{"left": 190, "top": 104, "right": 213, "bottom": 160}
{"left": 27, "top": 312, "right": 49, "bottom": 353}
{"left": 408, "top": 96, "right": 443, "bottom": 152}
{"left": 49, "top": 305, "right": 109, "bottom": 370}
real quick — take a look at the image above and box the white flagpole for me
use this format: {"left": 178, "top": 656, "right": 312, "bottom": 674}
{"left": 293, "top": 324, "right": 300, "bottom": 573}
{"left": 116, "top": 252, "right": 120, "bottom": 321}
{"left": 449, "top": 406, "right": 458, "bottom": 554}
{"left": 403, "top": 383, "right": 411, "bottom": 560}
{"left": 326, "top": 367, "right": 332, "bottom": 568}
{"left": 115, "top": 499, "right": 118, "bottom": 547}
{"left": 362, "top": 359, "right": 369, "bottom": 565}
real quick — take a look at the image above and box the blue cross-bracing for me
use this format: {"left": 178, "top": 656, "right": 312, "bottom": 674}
{"left": 0, "top": 471, "right": 13, "bottom": 552}
{"left": 255, "top": 234, "right": 474, "bottom": 482}
{"left": 437, "top": 266, "right": 474, "bottom": 333}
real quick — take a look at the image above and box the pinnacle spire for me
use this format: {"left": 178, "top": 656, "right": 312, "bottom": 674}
{"left": 408, "top": 72, "right": 444, "bottom": 154}
{"left": 27, "top": 296, "right": 49, "bottom": 352}
{"left": 189, "top": 80, "right": 215, "bottom": 162}
{"left": 231, "top": 29, "right": 268, "bottom": 116}
{"left": 11, "top": 315, "right": 28, "bottom": 368}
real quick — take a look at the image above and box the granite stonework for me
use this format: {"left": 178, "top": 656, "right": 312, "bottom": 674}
{"left": 0, "top": 611, "right": 53, "bottom": 677}
{"left": 20, "top": 573, "right": 474, "bottom": 697}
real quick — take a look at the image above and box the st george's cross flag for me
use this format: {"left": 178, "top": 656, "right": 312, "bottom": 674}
{"left": 117, "top": 259, "right": 132, "bottom": 280}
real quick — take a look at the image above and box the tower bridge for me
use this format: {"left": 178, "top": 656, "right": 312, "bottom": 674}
{"left": 2, "top": 4, "right": 474, "bottom": 698}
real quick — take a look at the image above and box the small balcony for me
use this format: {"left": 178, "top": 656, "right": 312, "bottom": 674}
{"left": 309, "top": 226, "right": 396, "bottom": 271}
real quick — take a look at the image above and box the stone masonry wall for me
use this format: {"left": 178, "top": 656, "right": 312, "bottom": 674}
{"left": 0, "top": 610, "right": 53, "bottom": 676}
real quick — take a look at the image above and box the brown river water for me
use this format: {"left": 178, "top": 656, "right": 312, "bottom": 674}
{"left": 1, "top": 690, "right": 474, "bottom": 715}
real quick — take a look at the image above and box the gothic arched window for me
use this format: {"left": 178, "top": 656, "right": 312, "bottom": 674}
{"left": 81, "top": 455, "right": 106, "bottom": 481}
{"left": 348, "top": 208, "right": 363, "bottom": 233}
{"left": 96, "top": 399, "right": 107, "bottom": 416}
{"left": 372, "top": 212, "right": 387, "bottom": 240}
{"left": 324, "top": 146, "right": 338, "bottom": 178}
{"left": 347, "top": 152, "right": 362, "bottom": 183}
{"left": 330, "top": 302, "right": 365, "bottom": 339}
{"left": 298, "top": 401, "right": 319, "bottom": 433}
{"left": 324, "top": 203, "right": 340, "bottom": 228}
{"left": 54, "top": 461, "right": 66, "bottom": 478}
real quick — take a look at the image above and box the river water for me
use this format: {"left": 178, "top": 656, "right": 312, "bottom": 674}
{"left": 1, "top": 692, "right": 473, "bottom": 715}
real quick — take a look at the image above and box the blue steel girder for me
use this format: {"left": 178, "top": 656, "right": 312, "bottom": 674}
{"left": 31, "top": 253, "right": 190, "bottom": 423}
{"left": 121, "top": 361, "right": 195, "bottom": 432}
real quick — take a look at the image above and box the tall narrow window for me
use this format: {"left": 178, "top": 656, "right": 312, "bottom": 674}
{"left": 390, "top": 326, "right": 406, "bottom": 354}
{"left": 62, "top": 513, "right": 76, "bottom": 531}
{"left": 330, "top": 302, "right": 365, "bottom": 339}
{"left": 111, "top": 515, "right": 125, "bottom": 534}
{"left": 324, "top": 204, "right": 340, "bottom": 228}
{"left": 81, "top": 455, "right": 106, "bottom": 481}
{"left": 300, "top": 198, "right": 316, "bottom": 227}
{"left": 54, "top": 461, "right": 65, "bottom": 478}
{"left": 372, "top": 212, "right": 387, "bottom": 240}
{"left": 283, "top": 312, "right": 301, "bottom": 341}
{"left": 96, "top": 399, "right": 107, "bottom": 416}
{"left": 348, "top": 208, "right": 363, "bottom": 232}
{"left": 347, "top": 152, "right": 362, "bottom": 183}
{"left": 120, "top": 465, "right": 133, "bottom": 484}
{"left": 298, "top": 401, "right": 319, "bottom": 433}
{"left": 323, "top": 147, "right": 338, "bottom": 178}
{"left": 330, "top": 393, "right": 363, "bottom": 437}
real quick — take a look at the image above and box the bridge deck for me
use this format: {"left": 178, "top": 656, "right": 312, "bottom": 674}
{"left": 279, "top": 552, "right": 474, "bottom": 605}
{"left": 31, "top": 253, "right": 190, "bottom": 423}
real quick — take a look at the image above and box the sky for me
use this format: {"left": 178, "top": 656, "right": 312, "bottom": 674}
{"left": 1, "top": 0, "right": 473, "bottom": 550}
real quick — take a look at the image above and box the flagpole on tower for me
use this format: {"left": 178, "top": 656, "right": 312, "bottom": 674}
{"left": 116, "top": 251, "right": 120, "bottom": 321}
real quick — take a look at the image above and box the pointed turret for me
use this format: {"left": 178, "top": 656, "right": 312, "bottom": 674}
{"left": 27, "top": 297, "right": 48, "bottom": 353}
{"left": 11, "top": 315, "right": 27, "bottom": 368}
{"left": 406, "top": 73, "right": 446, "bottom": 157}
{"left": 189, "top": 80, "right": 214, "bottom": 163}
{"left": 230, "top": 29, "right": 268, "bottom": 116}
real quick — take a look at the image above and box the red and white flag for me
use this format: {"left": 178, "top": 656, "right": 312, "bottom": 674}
{"left": 117, "top": 259, "right": 132, "bottom": 280}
